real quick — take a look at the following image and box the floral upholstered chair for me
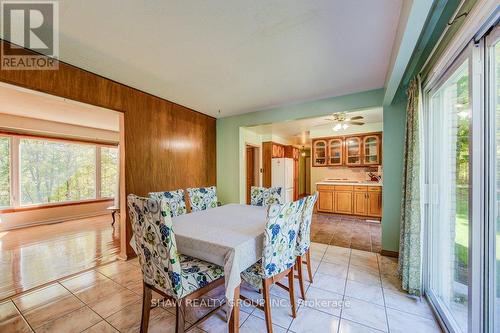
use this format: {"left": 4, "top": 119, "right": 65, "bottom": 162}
{"left": 186, "top": 186, "right": 218, "bottom": 212}
{"left": 240, "top": 198, "right": 306, "bottom": 333}
{"left": 148, "top": 189, "right": 187, "bottom": 217}
{"left": 127, "top": 194, "right": 224, "bottom": 333}
{"left": 294, "top": 192, "right": 318, "bottom": 300}
{"left": 250, "top": 186, "right": 283, "bottom": 207}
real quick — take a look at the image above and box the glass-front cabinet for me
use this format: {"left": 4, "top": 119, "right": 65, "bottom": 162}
{"left": 327, "top": 138, "right": 343, "bottom": 165}
{"left": 363, "top": 135, "right": 380, "bottom": 165}
{"left": 345, "top": 136, "right": 361, "bottom": 165}
{"left": 312, "top": 140, "right": 327, "bottom": 166}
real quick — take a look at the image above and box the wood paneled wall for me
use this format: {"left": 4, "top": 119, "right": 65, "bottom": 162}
{"left": 0, "top": 41, "right": 216, "bottom": 256}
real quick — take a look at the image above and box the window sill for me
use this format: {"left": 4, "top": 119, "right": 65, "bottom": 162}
{"left": 0, "top": 198, "right": 114, "bottom": 213}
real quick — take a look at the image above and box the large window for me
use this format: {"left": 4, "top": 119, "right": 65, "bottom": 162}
{"left": 0, "top": 137, "right": 10, "bottom": 207}
{"left": 100, "top": 146, "right": 119, "bottom": 198}
{"left": 0, "top": 134, "right": 118, "bottom": 209}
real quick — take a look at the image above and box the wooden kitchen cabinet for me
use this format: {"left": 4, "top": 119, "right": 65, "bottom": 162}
{"left": 353, "top": 191, "right": 368, "bottom": 215}
{"left": 327, "top": 138, "right": 343, "bottom": 165}
{"left": 363, "top": 135, "right": 381, "bottom": 165}
{"left": 313, "top": 140, "right": 327, "bottom": 166}
{"left": 345, "top": 136, "right": 362, "bottom": 165}
{"left": 334, "top": 191, "right": 353, "bottom": 214}
{"left": 316, "top": 184, "right": 381, "bottom": 218}
{"left": 311, "top": 132, "right": 382, "bottom": 167}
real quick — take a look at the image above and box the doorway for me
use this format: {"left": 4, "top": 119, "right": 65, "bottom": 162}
{"left": 246, "top": 145, "right": 260, "bottom": 204}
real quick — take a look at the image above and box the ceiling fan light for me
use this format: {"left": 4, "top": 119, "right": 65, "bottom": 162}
{"left": 333, "top": 124, "right": 341, "bottom": 131}
{"left": 342, "top": 124, "right": 349, "bottom": 129}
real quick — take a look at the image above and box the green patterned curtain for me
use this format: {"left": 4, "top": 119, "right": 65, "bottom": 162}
{"left": 398, "top": 77, "right": 422, "bottom": 296}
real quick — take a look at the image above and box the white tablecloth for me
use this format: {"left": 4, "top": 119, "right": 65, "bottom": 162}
{"left": 172, "top": 204, "right": 267, "bottom": 303}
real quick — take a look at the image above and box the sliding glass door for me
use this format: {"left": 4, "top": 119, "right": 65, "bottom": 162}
{"left": 487, "top": 25, "right": 500, "bottom": 333}
{"left": 426, "top": 52, "right": 471, "bottom": 333}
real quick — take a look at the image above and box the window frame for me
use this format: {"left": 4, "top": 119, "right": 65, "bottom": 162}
{"left": 0, "top": 131, "right": 118, "bottom": 212}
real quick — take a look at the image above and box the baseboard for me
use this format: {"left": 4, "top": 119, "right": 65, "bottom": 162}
{"left": 380, "top": 249, "right": 399, "bottom": 258}
{"left": 0, "top": 211, "right": 110, "bottom": 232}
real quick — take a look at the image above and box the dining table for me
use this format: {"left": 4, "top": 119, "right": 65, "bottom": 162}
{"left": 130, "top": 203, "right": 268, "bottom": 332}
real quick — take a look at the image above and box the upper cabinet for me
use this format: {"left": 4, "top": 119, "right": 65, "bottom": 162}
{"left": 313, "top": 140, "right": 327, "bottom": 167}
{"left": 272, "top": 143, "right": 284, "bottom": 158}
{"left": 345, "top": 136, "right": 362, "bottom": 166}
{"left": 363, "top": 135, "right": 381, "bottom": 165}
{"left": 327, "top": 138, "right": 343, "bottom": 166}
{"left": 312, "top": 132, "right": 382, "bottom": 167}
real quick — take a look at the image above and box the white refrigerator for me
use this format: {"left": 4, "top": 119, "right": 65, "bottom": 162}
{"left": 271, "top": 158, "right": 294, "bottom": 203}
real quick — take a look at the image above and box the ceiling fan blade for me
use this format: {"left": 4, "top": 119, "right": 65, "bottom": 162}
{"left": 348, "top": 121, "right": 365, "bottom": 126}
{"left": 349, "top": 116, "right": 364, "bottom": 120}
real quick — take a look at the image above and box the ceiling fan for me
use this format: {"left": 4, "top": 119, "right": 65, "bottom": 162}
{"left": 324, "top": 112, "right": 365, "bottom": 131}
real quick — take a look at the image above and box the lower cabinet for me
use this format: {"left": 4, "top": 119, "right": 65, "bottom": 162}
{"left": 317, "top": 184, "right": 381, "bottom": 217}
{"left": 318, "top": 190, "right": 334, "bottom": 212}
{"left": 334, "top": 191, "right": 353, "bottom": 214}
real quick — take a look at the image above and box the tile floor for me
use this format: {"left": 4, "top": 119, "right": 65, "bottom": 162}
{"left": 311, "top": 213, "right": 381, "bottom": 252}
{"left": 0, "top": 242, "right": 442, "bottom": 333}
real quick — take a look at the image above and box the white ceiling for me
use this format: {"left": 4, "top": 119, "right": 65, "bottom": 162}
{"left": 2, "top": 0, "right": 403, "bottom": 117}
{"left": 248, "top": 107, "right": 383, "bottom": 144}
{"left": 0, "top": 84, "right": 120, "bottom": 131}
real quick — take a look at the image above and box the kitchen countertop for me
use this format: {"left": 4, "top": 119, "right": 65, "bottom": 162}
{"left": 316, "top": 181, "right": 383, "bottom": 186}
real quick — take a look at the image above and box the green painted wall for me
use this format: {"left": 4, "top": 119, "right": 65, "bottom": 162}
{"left": 216, "top": 88, "right": 385, "bottom": 204}
{"left": 381, "top": 96, "right": 407, "bottom": 252}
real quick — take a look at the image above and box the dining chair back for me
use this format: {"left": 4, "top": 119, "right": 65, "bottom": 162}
{"left": 127, "top": 194, "right": 225, "bottom": 333}
{"left": 250, "top": 186, "right": 283, "bottom": 207}
{"left": 148, "top": 189, "right": 187, "bottom": 217}
{"left": 186, "top": 186, "right": 218, "bottom": 212}
{"left": 262, "top": 198, "right": 305, "bottom": 277}
{"left": 296, "top": 192, "right": 318, "bottom": 256}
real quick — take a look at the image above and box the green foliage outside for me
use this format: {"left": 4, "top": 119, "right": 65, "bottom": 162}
{"left": 0, "top": 137, "right": 10, "bottom": 207}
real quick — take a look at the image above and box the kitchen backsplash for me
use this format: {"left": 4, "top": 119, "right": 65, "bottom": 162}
{"left": 322, "top": 166, "right": 380, "bottom": 181}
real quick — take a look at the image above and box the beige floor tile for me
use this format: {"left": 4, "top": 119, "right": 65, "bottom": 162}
{"left": 302, "top": 286, "right": 343, "bottom": 316}
{"left": 289, "top": 306, "right": 340, "bottom": 333}
{"left": 309, "top": 272, "right": 346, "bottom": 295}
{"left": 60, "top": 270, "right": 111, "bottom": 294}
{"left": 349, "top": 256, "right": 379, "bottom": 271}
{"left": 345, "top": 280, "right": 384, "bottom": 306}
{"left": 0, "top": 300, "right": 32, "bottom": 333}
{"left": 383, "top": 290, "right": 434, "bottom": 319}
{"left": 317, "top": 262, "right": 348, "bottom": 279}
{"left": 97, "top": 260, "right": 139, "bottom": 278}
{"left": 71, "top": 277, "right": 124, "bottom": 305}
{"left": 88, "top": 287, "right": 141, "bottom": 318}
{"left": 107, "top": 268, "right": 143, "bottom": 292}
{"left": 347, "top": 266, "right": 381, "bottom": 286}
{"left": 341, "top": 297, "right": 388, "bottom": 332}
{"left": 34, "top": 306, "right": 101, "bottom": 333}
{"left": 252, "top": 294, "right": 296, "bottom": 329}
{"left": 325, "top": 245, "right": 351, "bottom": 257}
{"left": 322, "top": 251, "right": 351, "bottom": 266}
{"left": 350, "top": 249, "right": 377, "bottom": 260}
{"left": 380, "top": 274, "right": 403, "bottom": 292}
{"left": 386, "top": 308, "right": 442, "bottom": 333}
{"left": 105, "top": 300, "right": 168, "bottom": 332}
{"left": 339, "top": 318, "right": 385, "bottom": 332}
{"left": 196, "top": 308, "right": 250, "bottom": 333}
{"left": 82, "top": 320, "right": 119, "bottom": 333}
{"left": 239, "top": 314, "right": 287, "bottom": 333}
{"left": 13, "top": 283, "right": 85, "bottom": 329}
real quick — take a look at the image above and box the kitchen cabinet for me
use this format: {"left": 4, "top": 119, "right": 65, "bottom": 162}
{"left": 363, "top": 135, "right": 381, "bottom": 165}
{"left": 317, "top": 184, "right": 381, "bottom": 218}
{"left": 327, "top": 138, "right": 343, "bottom": 165}
{"left": 313, "top": 140, "right": 327, "bottom": 166}
{"left": 311, "top": 132, "right": 382, "bottom": 167}
{"left": 334, "top": 188, "right": 353, "bottom": 214}
{"left": 345, "top": 136, "right": 362, "bottom": 166}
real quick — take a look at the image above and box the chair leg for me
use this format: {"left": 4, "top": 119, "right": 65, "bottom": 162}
{"left": 305, "top": 249, "right": 314, "bottom": 283}
{"left": 140, "top": 283, "right": 152, "bottom": 333}
{"left": 287, "top": 269, "right": 297, "bottom": 318}
{"left": 296, "top": 256, "right": 306, "bottom": 301}
{"left": 175, "top": 299, "right": 186, "bottom": 333}
{"left": 262, "top": 278, "right": 273, "bottom": 333}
